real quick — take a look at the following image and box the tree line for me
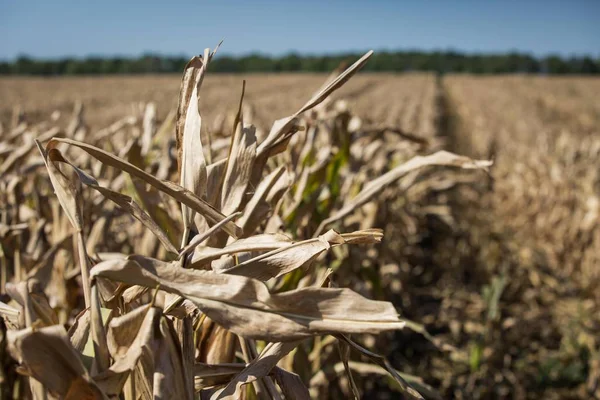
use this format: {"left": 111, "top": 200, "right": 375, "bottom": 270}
{"left": 1, "top": 51, "right": 598, "bottom": 75}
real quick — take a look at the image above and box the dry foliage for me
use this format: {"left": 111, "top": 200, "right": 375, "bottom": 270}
{"left": 419, "top": 75, "right": 600, "bottom": 399}
{"left": 0, "top": 46, "right": 491, "bottom": 399}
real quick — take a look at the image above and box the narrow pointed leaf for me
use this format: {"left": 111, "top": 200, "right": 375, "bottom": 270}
{"left": 48, "top": 148, "right": 178, "bottom": 254}
{"left": 220, "top": 83, "right": 257, "bottom": 215}
{"left": 49, "top": 137, "right": 242, "bottom": 238}
{"left": 220, "top": 229, "right": 383, "bottom": 281}
{"left": 95, "top": 306, "right": 158, "bottom": 396}
{"left": 179, "top": 65, "right": 207, "bottom": 233}
{"left": 316, "top": 151, "right": 492, "bottom": 235}
{"left": 239, "top": 166, "right": 291, "bottom": 236}
{"left": 90, "top": 284, "right": 110, "bottom": 373}
{"left": 190, "top": 233, "right": 292, "bottom": 267}
{"left": 257, "top": 50, "right": 374, "bottom": 157}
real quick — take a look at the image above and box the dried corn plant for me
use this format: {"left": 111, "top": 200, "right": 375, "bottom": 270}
{"left": 0, "top": 47, "right": 490, "bottom": 400}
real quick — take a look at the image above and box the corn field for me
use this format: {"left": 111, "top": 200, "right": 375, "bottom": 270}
{"left": 0, "top": 46, "right": 598, "bottom": 400}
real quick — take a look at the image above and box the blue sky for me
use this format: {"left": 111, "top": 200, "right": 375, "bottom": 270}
{"left": 1, "top": 0, "right": 598, "bottom": 60}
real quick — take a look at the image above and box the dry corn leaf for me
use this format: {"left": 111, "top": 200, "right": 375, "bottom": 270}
{"left": 196, "top": 318, "right": 236, "bottom": 365}
{"left": 206, "top": 160, "right": 226, "bottom": 207}
{"left": 68, "top": 308, "right": 91, "bottom": 353}
{"left": 152, "top": 312, "right": 192, "bottom": 400}
{"left": 179, "top": 317, "right": 196, "bottom": 398}
{"left": 35, "top": 141, "right": 83, "bottom": 232}
{"left": 257, "top": 50, "right": 374, "bottom": 158}
{"left": 98, "top": 298, "right": 192, "bottom": 398}
{"left": 190, "top": 232, "right": 292, "bottom": 267}
{"left": 90, "top": 255, "right": 405, "bottom": 341}
{"left": 7, "top": 325, "right": 106, "bottom": 399}
{"left": 316, "top": 150, "right": 492, "bottom": 235}
{"left": 194, "top": 363, "right": 246, "bottom": 390}
{"left": 179, "top": 55, "right": 208, "bottom": 238}
{"left": 211, "top": 341, "right": 299, "bottom": 400}
{"left": 219, "top": 229, "right": 383, "bottom": 281}
{"left": 36, "top": 140, "right": 92, "bottom": 306}
{"left": 336, "top": 334, "right": 425, "bottom": 400}
{"left": 96, "top": 305, "right": 155, "bottom": 396}
{"left": 131, "top": 177, "right": 182, "bottom": 244}
{"left": 271, "top": 367, "right": 311, "bottom": 400}
{"left": 90, "top": 284, "right": 110, "bottom": 374}
{"left": 239, "top": 166, "right": 291, "bottom": 236}
{"left": 48, "top": 148, "right": 178, "bottom": 254}
{"left": 175, "top": 51, "right": 210, "bottom": 175}
{"left": 220, "top": 83, "right": 257, "bottom": 216}
{"left": 49, "top": 137, "right": 242, "bottom": 238}
{"left": 6, "top": 281, "right": 58, "bottom": 328}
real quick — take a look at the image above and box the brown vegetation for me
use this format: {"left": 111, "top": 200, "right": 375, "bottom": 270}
{"left": 1, "top": 53, "right": 599, "bottom": 399}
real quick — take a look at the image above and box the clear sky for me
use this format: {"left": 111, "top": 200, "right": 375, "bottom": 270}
{"left": 1, "top": 0, "right": 598, "bottom": 61}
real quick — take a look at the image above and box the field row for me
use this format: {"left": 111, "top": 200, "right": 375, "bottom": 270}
{"left": 447, "top": 75, "right": 600, "bottom": 284}
{"left": 443, "top": 75, "right": 600, "bottom": 398}
{"left": 0, "top": 73, "right": 438, "bottom": 139}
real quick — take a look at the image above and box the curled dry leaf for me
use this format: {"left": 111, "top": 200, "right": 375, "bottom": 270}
{"left": 96, "top": 305, "right": 156, "bottom": 396}
{"left": 90, "top": 255, "right": 405, "bottom": 341}
{"left": 68, "top": 308, "right": 91, "bottom": 353}
{"left": 271, "top": 367, "right": 311, "bottom": 400}
{"left": 131, "top": 177, "right": 182, "bottom": 246}
{"left": 35, "top": 140, "right": 83, "bottom": 232}
{"left": 178, "top": 55, "right": 208, "bottom": 238}
{"left": 152, "top": 309, "right": 192, "bottom": 400}
{"left": 36, "top": 140, "right": 91, "bottom": 307}
{"left": 7, "top": 325, "right": 106, "bottom": 399}
{"left": 5, "top": 280, "right": 58, "bottom": 328}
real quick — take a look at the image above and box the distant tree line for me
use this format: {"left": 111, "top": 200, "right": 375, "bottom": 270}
{"left": 1, "top": 51, "right": 599, "bottom": 75}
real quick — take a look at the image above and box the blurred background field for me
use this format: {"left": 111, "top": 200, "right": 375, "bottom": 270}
{"left": 0, "top": 73, "right": 438, "bottom": 133}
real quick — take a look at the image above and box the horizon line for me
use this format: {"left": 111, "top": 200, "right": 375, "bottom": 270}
{"left": 2, "top": 47, "right": 599, "bottom": 63}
